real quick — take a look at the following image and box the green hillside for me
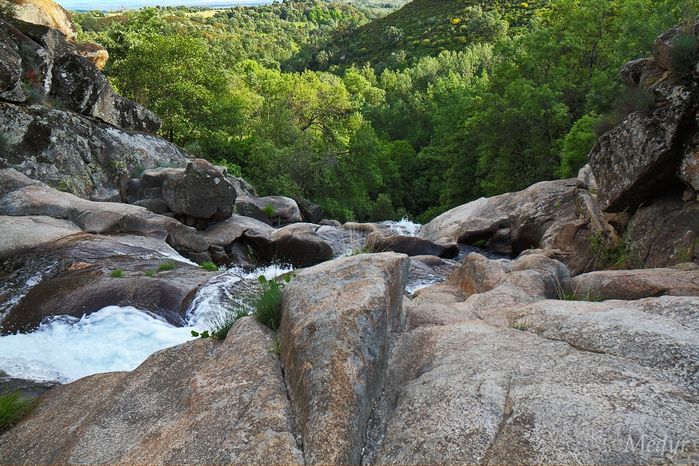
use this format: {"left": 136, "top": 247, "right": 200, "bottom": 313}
{"left": 313, "top": 0, "right": 547, "bottom": 70}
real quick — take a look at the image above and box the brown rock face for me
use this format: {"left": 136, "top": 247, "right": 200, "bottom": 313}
{"left": 280, "top": 252, "right": 409, "bottom": 464}
{"left": 10, "top": 0, "right": 76, "bottom": 40}
{"left": 0, "top": 318, "right": 304, "bottom": 464}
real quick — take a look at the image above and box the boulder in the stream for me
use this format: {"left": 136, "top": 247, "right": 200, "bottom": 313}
{"left": 0, "top": 318, "right": 303, "bottom": 464}
{"left": 244, "top": 223, "right": 333, "bottom": 268}
{"left": 366, "top": 231, "right": 458, "bottom": 258}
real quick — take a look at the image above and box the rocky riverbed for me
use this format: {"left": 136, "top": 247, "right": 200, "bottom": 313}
{"left": 0, "top": 7, "right": 698, "bottom": 465}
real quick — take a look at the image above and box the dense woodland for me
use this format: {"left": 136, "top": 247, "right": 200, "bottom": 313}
{"left": 73, "top": 0, "right": 698, "bottom": 222}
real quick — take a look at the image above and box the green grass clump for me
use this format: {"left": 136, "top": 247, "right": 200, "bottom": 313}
{"left": 144, "top": 270, "right": 156, "bottom": 278}
{"left": 158, "top": 261, "right": 177, "bottom": 272}
{"left": 110, "top": 269, "right": 124, "bottom": 278}
{"left": 262, "top": 203, "right": 276, "bottom": 218}
{"left": 0, "top": 392, "right": 37, "bottom": 431}
{"left": 253, "top": 275, "right": 288, "bottom": 331}
{"left": 200, "top": 261, "right": 219, "bottom": 272}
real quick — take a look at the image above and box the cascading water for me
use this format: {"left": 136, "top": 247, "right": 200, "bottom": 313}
{"left": 0, "top": 262, "right": 292, "bottom": 384}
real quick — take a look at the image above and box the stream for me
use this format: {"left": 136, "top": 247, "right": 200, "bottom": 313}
{"left": 0, "top": 218, "right": 451, "bottom": 384}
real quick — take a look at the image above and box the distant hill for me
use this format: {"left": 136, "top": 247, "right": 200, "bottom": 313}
{"left": 311, "top": 0, "right": 547, "bottom": 70}
{"left": 337, "top": 0, "right": 410, "bottom": 16}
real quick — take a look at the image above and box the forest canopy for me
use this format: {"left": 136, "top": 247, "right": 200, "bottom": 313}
{"left": 73, "top": 0, "right": 698, "bottom": 222}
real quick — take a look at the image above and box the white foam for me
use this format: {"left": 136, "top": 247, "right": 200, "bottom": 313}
{"left": 0, "top": 307, "right": 194, "bottom": 383}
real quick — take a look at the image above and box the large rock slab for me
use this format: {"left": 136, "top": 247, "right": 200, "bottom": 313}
{"left": 0, "top": 169, "right": 209, "bottom": 256}
{"left": 280, "top": 252, "right": 409, "bottom": 464}
{"left": 0, "top": 215, "right": 81, "bottom": 258}
{"left": 0, "top": 318, "right": 303, "bottom": 464}
{"left": 364, "top": 252, "right": 699, "bottom": 464}
{"left": 589, "top": 100, "right": 692, "bottom": 212}
{"left": 420, "top": 178, "right": 604, "bottom": 274}
{"left": 571, "top": 267, "right": 699, "bottom": 300}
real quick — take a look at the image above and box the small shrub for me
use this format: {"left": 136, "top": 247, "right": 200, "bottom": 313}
{"left": 158, "top": 261, "right": 177, "bottom": 272}
{"left": 670, "top": 33, "right": 698, "bottom": 80}
{"left": 589, "top": 231, "right": 630, "bottom": 270}
{"left": 144, "top": 270, "right": 156, "bottom": 278}
{"left": 200, "top": 261, "right": 218, "bottom": 272}
{"left": 110, "top": 269, "right": 124, "bottom": 278}
{"left": 57, "top": 179, "right": 73, "bottom": 193}
{"left": 0, "top": 392, "right": 37, "bottom": 431}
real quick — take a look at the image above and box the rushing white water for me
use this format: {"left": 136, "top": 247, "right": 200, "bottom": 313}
{"left": 384, "top": 217, "right": 422, "bottom": 237}
{"left": 0, "top": 307, "right": 194, "bottom": 383}
{"left": 0, "top": 263, "right": 292, "bottom": 384}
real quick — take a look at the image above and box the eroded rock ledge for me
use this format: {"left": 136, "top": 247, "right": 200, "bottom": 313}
{"left": 1, "top": 251, "right": 697, "bottom": 464}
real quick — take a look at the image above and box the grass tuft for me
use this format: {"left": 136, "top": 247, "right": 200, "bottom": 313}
{"left": 110, "top": 269, "right": 124, "bottom": 278}
{"left": 0, "top": 392, "right": 38, "bottom": 431}
{"left": 158, "top": 261, "right": 177, "bottom": 272}
{"left": 200, "top": 261, "right": 219, "bottom": 272}
{"left": 144, "top": 270, "right": 156, "bottom": 278}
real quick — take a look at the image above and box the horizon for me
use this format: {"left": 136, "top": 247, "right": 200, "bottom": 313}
{"left": 56, "top": 0, "right": 271, "bottom": 11}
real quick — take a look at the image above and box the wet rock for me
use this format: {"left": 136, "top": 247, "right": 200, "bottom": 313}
{"left": 161, "top": 159, "right": 236, "bottom": 222}
{"left": 571, "top": 267, "right": 699, "bottom": 300}
{"left": 0, "top": 318, "right": 303, "bottom": 464}
{"left": 0, "top": 371, "right": 57, "bottom": 398}
{"left": 366, "top": 231, "right": 458, "bottom": 258}
{"left": 280, "top": 253, "right": 409, "bottom": 464}
{"left": 244, "top": 223, "right": 333, "bottom": 268}
{"left": 0, "top": 234, "right": 212, "bottom": 333}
